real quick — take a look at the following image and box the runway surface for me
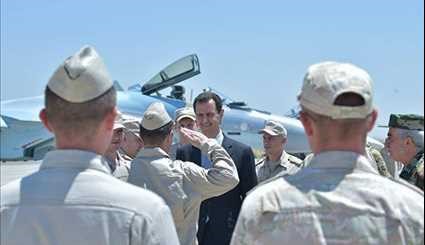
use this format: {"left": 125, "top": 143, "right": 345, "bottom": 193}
{"left": 1, "top": 160, "right": 41, "bottom": 186}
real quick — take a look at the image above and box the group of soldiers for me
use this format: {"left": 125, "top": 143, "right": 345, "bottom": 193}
{"left": 1, "top": 45, "right": 424, "bottom": 245}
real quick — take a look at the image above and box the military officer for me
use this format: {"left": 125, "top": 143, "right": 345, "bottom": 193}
{"left": 256, "top": 120, "right": 302, "bottom": 183}
{"left": 0, "top": 45, "right": 179, "bottom": 245}
{"left": 170, "top": 106, "right": 197, "bottom": 159}
{"left": 231, "top": 61, "right": 424, "bottom": 245}
{"left": 382, "top": 114, "right": 424, "bottom": 190}
{"left": 104, "top": 112, "right": 132, "bottom": 181}
{"left": 128, "top": 102, "right": 239, "bottom": 245}
{"left": 120, "top": 116, "right": 144, "bottom": 160}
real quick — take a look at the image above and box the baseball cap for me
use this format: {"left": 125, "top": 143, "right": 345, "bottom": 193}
{"left": 141, "top": 102, "right": 173, "bottom": 130}
{"left": 47, "top": 45, "right": 113, "bottom": 103}
{"left": 259, "top": 120, "right": 287, "bottom": 137}
{"left": 175, "top": 107, "right": 196, "bottom": 122}
{"left": 298, "top": 61, "right": 373, "bottom": 119}
{"left": 379, "top": 114, "right": 424, "bottom": 131}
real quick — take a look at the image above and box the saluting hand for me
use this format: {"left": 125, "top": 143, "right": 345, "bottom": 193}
{"left": 179, "top": 127, "right": 208, "bottom": 149}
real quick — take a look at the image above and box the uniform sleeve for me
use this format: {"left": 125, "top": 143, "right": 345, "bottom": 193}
{"left": 180, "top": 139, "right": 239, "bottom": 199}
{"left": 130, "top": 204, "right": 180, "bottom": 245}
{"left": 230, "top": 194, "right": 258, "bottom": 245}
{"left": 239, "top": 147, "right": 258, "bottom": 199}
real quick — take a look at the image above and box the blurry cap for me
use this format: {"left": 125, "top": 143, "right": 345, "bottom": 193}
{"left": 113, "top": 111, "right": 125, "bottom": 130}
{"left": 259, "top": 120, "right": 287, "bottom": 137}
{"left": 175, "top": 107, "right": 196, "bottom": 122}
{"left": 123, "top": 118, "right": 141, "bottom": 138}
{"left": 141, "top": 102, "right": 173, "bottom": 130}
{"left": 379, "top": 114, "right": 424, "bottom": 131}
{"left": 298, "top": 61, "right": 373, "bottom": 119}
{"left": 47, "top": 45, "right": 113, "bottom": 103}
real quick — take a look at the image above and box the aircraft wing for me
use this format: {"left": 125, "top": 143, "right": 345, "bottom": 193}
{"left": 1, "top": 96, "right": 52, "bottom": 160}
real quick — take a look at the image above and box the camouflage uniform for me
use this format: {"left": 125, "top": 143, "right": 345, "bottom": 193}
{"left": 400, "top": 151, "right": 424, "bottom": 190}
{"left": 365, "top": 143, "right": 391, "bottom": 177}
{"left": 380, "top": 114, "right": 424, "bottom": 190}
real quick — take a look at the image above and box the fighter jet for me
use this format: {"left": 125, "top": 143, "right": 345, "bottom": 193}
{"left": 1, "top": 54, "right": 311, "bottom": 160}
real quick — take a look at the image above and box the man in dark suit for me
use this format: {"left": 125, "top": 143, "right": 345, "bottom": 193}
{"left": 176, "top": 91, "right": 258, "bottom": 245}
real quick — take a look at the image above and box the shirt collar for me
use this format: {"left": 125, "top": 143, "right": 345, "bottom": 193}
{"left": 214, "top": 129, "right": 224, "bottom": 145}
{"left": 136, "top": 147, "right": 169, "bottom": 159}
{"left": 308, "top": 150, "right": 378, "bottom": 174}
{"left": 264, "top": 151, "right": 291, "bottom": 170}
{"left": 405, "top": 150, "right": 424, "bottom": 169}
{"left": 40, "top": 149, "right": 111, "bottom": 174}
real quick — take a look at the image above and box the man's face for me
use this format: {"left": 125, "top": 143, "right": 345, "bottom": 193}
{"left": 108, "top": 128, "right": 124, "bottom": 152}
{"left": 177, "top": 118, "right": 196, "bottom": 130}
{"left": 176, "top": 117, "right": 196, "bottom": 145}
{"left": 122, "top": 131, "right": 143, "bottom": 157}
{"left": 385, "top": 127, "right": 406, "bottom": 161}
{"left": 195, "top": 99, "right": 223, "bottom": 138}
{"left": 262, "top": 132, "right": 285, "bottom": 156}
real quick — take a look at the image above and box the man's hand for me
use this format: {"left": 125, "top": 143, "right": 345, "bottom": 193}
{"left": 179, "top": 127, "right": 209, "bottom": 149}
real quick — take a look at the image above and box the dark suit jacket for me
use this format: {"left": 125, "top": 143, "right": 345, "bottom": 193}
{"left": 176, "top": 135, "right": 257, "bottom": 245}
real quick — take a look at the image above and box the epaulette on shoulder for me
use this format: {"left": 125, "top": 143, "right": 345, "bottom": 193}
{"left": 288, "top": 154, "right": 303, "bottom": 167}
{"left": 255, "top": 156, "right": 267, "bottom": 166}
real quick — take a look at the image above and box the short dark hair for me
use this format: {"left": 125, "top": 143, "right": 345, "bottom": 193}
{"left": 140, "top": 121, "right": 174, "bottom": 146}
{"left": 45, "top": 86, "right": 116, "bottom": 137}
{"left": 193, "top": 91, "right": 223, "bottom": 113}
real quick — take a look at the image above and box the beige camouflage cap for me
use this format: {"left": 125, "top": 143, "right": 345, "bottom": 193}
{"left": 123, "top": 118, "right": 141, "bottom": 138}
{"left": 175, "top": 106, "right": 196, "bottom": 122}
{"left": 380, "top": 114, "right": 424, "bottom": 131}
{"left": 141, "top": 102, "right": 173, "bottom": 130}
{"left": 47, "top": 45, "right": 113, "bottom": 103}
{"left": 298, "top": 61, "right": 373, "bottom": 119}
{"left": 259, "top": 120, "right": 287, "bottom": 137}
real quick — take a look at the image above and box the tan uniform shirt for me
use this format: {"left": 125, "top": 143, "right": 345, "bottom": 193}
{"left": 113, "top": 152, "right": 131, "bottom": 181}
{"left": 1, "top": 150, "right": 179, "bottom": 245}
{"left": 231, "top": 151, "right": 424, "bottom": 245}
{"left": 255, "top": 151, "right": 302, "bottom": 183}
{"left": 128, "top": 139, "right": 239, "bottom": 245}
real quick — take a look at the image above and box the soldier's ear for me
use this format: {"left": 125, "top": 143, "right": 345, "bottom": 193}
{"left": 405, "top": 136, "right": 415, "bottom": 147}
{"left": 366, "top": 109, "right": 378, "bottom": 133}
{"left": 299, "top": 111, "right": 314, "bottom": 137}
{"left": 104, "top": 108, "right": 117, "bottom": 131}
{"left": 39, "top": 108, "right": 53, "bottom": 132}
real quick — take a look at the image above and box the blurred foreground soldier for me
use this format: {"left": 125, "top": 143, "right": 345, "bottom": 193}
{"left": 256, "top": 120, "right": 302, "bottom": 183}
{"left": 170, "top": 106, "right": 197, "bottom": 159}
{"left": 231, "top": 61, "right": 424, "bottom": 245}
{"left": 383, "top": 114, "right": 424, "bottom": 190}
{"left": 128, "top": 102, "right": 239, "bottom": 245}
{"left": 120, "top": 117, "right": 144, "bottom": 160}
{"left": 0, "top": 46, "right": 179, "bottom": 245}
{"left": 104, "top": 112, "right": 131, "bottom": 181}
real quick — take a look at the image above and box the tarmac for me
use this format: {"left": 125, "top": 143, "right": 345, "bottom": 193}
{"left": 1, "top": 160, "right": 41, "bottom": 186}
